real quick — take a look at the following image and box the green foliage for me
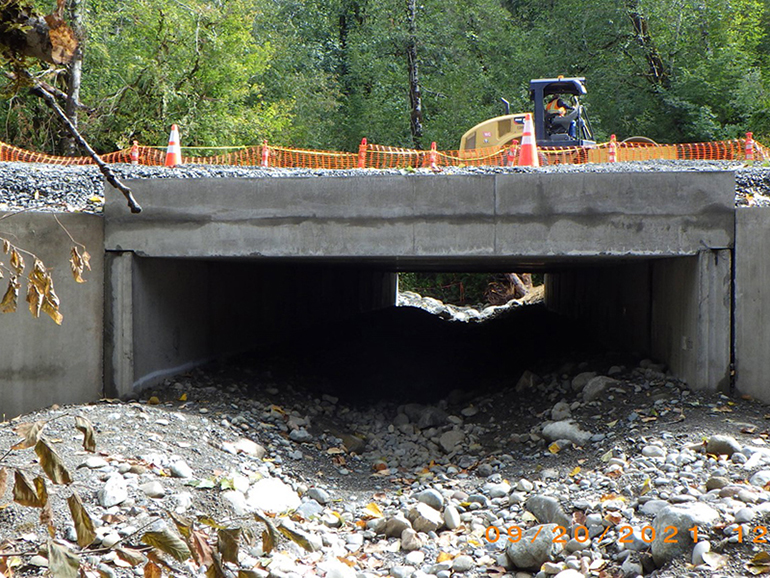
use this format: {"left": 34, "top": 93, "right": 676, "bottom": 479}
{"left": 399, "top": 272, "right": 492, "bottom": 305}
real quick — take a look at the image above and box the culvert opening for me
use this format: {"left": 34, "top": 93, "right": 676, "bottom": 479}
{"left": 205, "top": 268, "right": 641, "bottom": 407}
{"left": 127, "top": 253, "right": 728, "bottom": 412}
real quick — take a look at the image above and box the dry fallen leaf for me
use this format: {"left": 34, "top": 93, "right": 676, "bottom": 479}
{"left": 746, "top": 551, "right": 770, "bottom": 575}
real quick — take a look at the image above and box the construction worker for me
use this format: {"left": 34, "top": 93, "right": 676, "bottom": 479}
{"left": 546, "top": 95, "right": 571, "bottom": 116}
{"left": 547, "top": 95, "right": 579, "bottom": 137}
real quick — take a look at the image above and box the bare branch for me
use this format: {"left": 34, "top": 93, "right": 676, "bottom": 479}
{"left": 31, "top": 80, "right": 142, "bottom": 213}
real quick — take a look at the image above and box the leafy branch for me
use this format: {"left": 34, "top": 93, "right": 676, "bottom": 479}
{"left": 0, "top": 231, "right": 91, "bottom": 324}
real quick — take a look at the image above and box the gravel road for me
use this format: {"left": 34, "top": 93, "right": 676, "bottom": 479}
{"left": 0, "top": 160, "right": 769, "bottom": 213}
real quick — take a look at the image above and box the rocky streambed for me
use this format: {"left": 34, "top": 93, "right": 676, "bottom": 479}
{"left": 1, "top": 304, "right": 770, "bottom": 577}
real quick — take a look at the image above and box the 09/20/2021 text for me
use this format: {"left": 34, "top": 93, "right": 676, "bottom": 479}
{"left": 484, "top": 524, "right": 767, "bottom": 544}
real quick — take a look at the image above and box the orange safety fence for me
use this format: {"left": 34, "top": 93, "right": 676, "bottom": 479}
{"left": 1, "top": 137, "right": 768, "bottom": 169}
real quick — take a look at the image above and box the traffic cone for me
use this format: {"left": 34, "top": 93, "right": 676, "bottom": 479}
{"left": 429, "top": 141, "right": 440, "bottom": 171}
{"left": 746, "top": 131, "right": 755, "bottom": 162}
{"left": 517, "top": 113, "right": 539, "bottom": 167}
{"left": 608, "top": 134, "right": 617, "bottom": 163}
{"left": 165, "top": 124, "right": 183, "bottom": 167}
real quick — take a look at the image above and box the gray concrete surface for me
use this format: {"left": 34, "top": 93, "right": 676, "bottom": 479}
{"left": 650, "top": 251, "right": 732, "bottom": 392}
{"left": 2, "top": 170, "right": 756, "bottom": 416}
{"left": 105, "top": 172, "right": 734, "bottom": 262}
{"left": 735, "top": 209, "right": 770, "bottom": 401}
{"left": 0, "top": 212, "right": 103, "bottom": 418}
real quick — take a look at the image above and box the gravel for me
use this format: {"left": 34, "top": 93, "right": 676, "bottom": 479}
{"left": 1, "top": 159, "right": 769, "bottom": 213}
{"left": 1, "top": 302, "right": 770, "bottom": 577}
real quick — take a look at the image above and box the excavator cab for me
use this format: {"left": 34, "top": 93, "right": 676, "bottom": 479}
{"left": 530, "top": 77, "right": 595, "bottom": 148}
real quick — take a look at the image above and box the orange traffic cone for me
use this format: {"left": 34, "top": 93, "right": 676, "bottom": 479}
{"left": 608, "top": 134, "right": 617, "bottom": 163}
{"left": 517, "top": 113, "right": 539, "bottom": 167}
{"left": 165, "top": 124, "right": 183, "bottom": 167}
{"left": 746, "top": 131, "right": 755, "bottom": 162}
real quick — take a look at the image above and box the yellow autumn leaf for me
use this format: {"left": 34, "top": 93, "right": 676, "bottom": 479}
{"left": 569, "top": 467, "right": 581, "bottom": 477}
{"left": 364, "top": 502, "right": 383, "bottom": 518}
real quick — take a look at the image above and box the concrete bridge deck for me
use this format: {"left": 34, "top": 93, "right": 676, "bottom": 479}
{"left": 5, "top": 168, "right": 770, "bottom": 418}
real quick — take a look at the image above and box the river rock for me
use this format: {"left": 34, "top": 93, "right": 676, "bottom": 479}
{"left": 444, "top": 505, "right": 461, "bottom": 530}
{"left": 417, "top": 407, "right": 448, "bottom": 428}
{"left": 571, "top": 372, "right": 597, "bottom": 392}
{"left": 439, "top": 429, "right": 465, "bottom": 453}
{"left": 542, "top": 420, "right": 593, "bottom": 446}
{"left": 525, "top": 495, "right": 571, "bottom": 527}
{"left": 169, "top": 460, "right": 193, "bottom": 479}
{"left": 139, "top": 481, "right": 166, "bottom": 498}
{"left": 307, "top": 487, "right": 331, "bottom": 505}
{"left": 706, "top": 435, "right": 741, "bottom": 457}
{"left": 583, "top": 376, "right": 618, "bottom": 402}
{"left": 401, "top": 528, "right": 423, "bottom": 551}
{"left": 651, "top": 503, "right": 720, "bottom": 566}
{"left": 506, "top": 524, "right": 563, "bottom": 570}
{"left": 289, "top": 428, "right": 313, "bottom": 443}
{"left": 318, "top": 558, "right": 357, "bottom": 578}
{"left": 408, "top": 502, "right": 444, "bottom": 533}
{"left": 416, "top": 488, "right": 444, "bottom": 510}
{"left": 516, "top": 370, "right": 542, "bottom": 392}
{"left": 551, "top": 401, "right": 571, "bottom": 421}
{"left": 692, "top": 541, "right": 711, "bottom": 565}
{"left": 749, "top": 470, "right": 770, "bottom": 488}
{"left": 246, "top": 477, "right": 300, "bottom": 513}
{"left": 98, "top": 473, "right": 128, "bottom": 508}
{"left": 452, "top": 555, "right": 474, "bottom": 573}
{"left": 385, "top": 515, "right": 412, "bottom": 538}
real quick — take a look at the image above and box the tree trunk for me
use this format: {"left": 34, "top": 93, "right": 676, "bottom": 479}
{"left": 405, "top": 0, "right": 423, "bottom": 150}
{"left": 624, "top": 0, "right": 669, "bottom": 90}
{"left": 61, "top": 0, "right": 84, "bottom": 156}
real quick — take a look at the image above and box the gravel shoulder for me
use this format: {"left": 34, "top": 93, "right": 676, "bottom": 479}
{"left": 2, "top": 159, "right": 770, "bottom": 213}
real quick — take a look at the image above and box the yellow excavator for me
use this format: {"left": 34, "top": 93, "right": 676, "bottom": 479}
{"left": 459, "top": 77, "right": 672, "bottom": 162}
{"left": 460, "top": 77, "right": 594, "bottom": 153}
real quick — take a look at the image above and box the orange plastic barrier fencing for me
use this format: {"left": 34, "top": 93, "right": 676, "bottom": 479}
{"left": 1, "top": 137, "right": 767, "bottom": 169}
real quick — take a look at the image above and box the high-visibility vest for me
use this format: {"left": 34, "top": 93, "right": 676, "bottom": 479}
{"left": 546, "top": 99, "right": 566, "bottom": 115}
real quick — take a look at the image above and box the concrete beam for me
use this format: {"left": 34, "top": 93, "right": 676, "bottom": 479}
{"left": 105, "top": 171, "right": 734, "bottom": 262}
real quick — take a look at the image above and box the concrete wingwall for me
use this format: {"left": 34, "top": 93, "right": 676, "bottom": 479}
{"left": 0, "top": 212, "right": 104, "bottom": 419}
{"left": 735, "top": 208, "right": 770, "bottom": 401}
{"left": 104, "top": 254, "right": 396, "bottom": 399}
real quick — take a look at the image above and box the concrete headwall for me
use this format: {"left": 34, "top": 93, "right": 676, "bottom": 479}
{"left": 105, "top": 172, "right": 734, "bottom": 263}
{"left": 0, "top": 212, "right": 104, "bottom": 418}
